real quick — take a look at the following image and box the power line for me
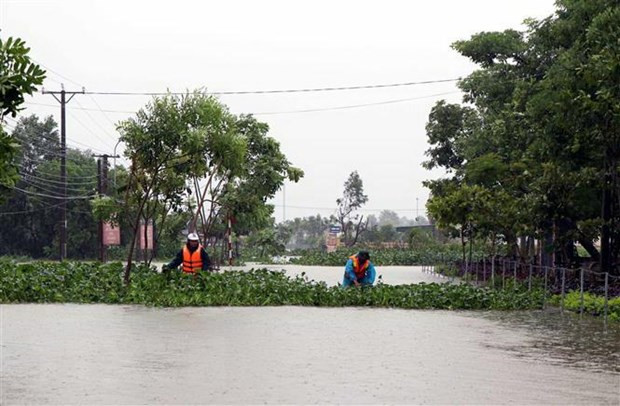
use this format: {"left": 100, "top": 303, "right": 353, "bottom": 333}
{"left": 18, "top": 170, "right": 97, "bottom": 185}
{"left": 18, "top": 178, "right": 82, "bottom": 197}
{"left": 253, "top": 91, "right": 460, "bottom": 115}
{"left": 26, "top": 90, "right": 461, "bottom": 117}
{"left": 33, "top": 58, "right": 460, "bottom": 96}
{"left": 66, "top": 78, "right": 460, "bottom": 96}
{"left": 73, "top": 98, "right": 119, "bottom": 142}
{"left": 67, "top": 110, "right": 116, "bottom": 150}
{"left": 19, "top": 176, "right": 95, "bottom": 193}
{"left": 87, "top": 94, "right": 122, "bottom": 127}
{"left": 8, "top": 110, "right": 108, "bottom": 156}
{"left": 26, "top": 101, "right": 133, "bottom": 114}
{"left": 34, "top": 59, "right": 84, "bottom": 88}
{"left": 18, "top": 149, "right": 94, "bottom": 167}
{"left": 6, "top": 185, "right": 95, "bottom": 200}
{"left": 17, "top": 161, "right": 99, "bottom": 180}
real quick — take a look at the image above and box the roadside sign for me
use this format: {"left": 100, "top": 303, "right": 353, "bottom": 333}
{"left": 102, "top": 222, "right": 120, "bottom": 246}
{"left": 329, "top": 225, "right": 341, "bottom": 234}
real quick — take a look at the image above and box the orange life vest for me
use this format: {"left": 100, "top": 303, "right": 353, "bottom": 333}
{"left": 349, "top": 254, "right": 369, "bottom": 279}
{"left": 182, "top": 245, "right": 203, "bottom": 274}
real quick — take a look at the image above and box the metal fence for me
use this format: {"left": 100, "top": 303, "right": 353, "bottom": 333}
{"left": 421, "top": 257, "right": 620, "bottom": 321}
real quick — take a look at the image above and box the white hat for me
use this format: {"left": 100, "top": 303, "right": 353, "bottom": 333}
{"left": 187, "top": 233, "right": 200, "bottom": 241}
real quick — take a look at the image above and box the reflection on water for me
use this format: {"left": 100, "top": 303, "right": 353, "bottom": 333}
{"left": 1, "top": 304, "right": 618, "bottom": 405}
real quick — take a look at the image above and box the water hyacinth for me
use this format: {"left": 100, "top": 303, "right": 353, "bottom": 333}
{"left": 0, "top": 260, "right": 546, "bottom": 310}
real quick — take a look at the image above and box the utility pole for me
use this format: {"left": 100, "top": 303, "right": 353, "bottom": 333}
{"left": 42, "top": 84, "right": 85, "bottom": 260}
{"left": 97, "top": 158, "right": 103, "bottom": 261}
{"left": 95, "top": 154, "right": 119, "bottom": 262}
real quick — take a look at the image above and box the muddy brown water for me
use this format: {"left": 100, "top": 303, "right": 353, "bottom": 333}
{"left": 1, "top": 266, "right": 619, "bottom": 405}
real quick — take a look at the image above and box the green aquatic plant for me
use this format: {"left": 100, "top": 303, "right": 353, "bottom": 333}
{"left": 0, "top": 260, "right": 548, "bottom": 310}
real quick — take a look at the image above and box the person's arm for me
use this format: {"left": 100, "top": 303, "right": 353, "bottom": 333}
{"left": 201, "top": 249, "right": 211, "bottom": 271}
{"left": 166, "top": 250, "right": 183, "bottom": 270}
{"left": 344, "top": 259, "right": 358, "bottom": 283}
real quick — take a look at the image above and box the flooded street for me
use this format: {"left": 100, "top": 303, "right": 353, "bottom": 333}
{"left": 2, "top": 303, "right": 618, "bottom": 404}
{"left": 205, "top": 263, "right": 453, "bottom": 286}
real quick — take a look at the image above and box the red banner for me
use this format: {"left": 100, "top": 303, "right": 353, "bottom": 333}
{"left": 102, "top": 222, "right": 120, "bottom": 246}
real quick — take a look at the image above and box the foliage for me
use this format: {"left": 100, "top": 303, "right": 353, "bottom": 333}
{"left": 334, "top": 170, "right": 369, "bottom": 246}
{"left": 280, "top": 214, "right": 331, "bottom": 250}
{"left": 549, "top": 291, "right": 620, "bottom": 322}
{"left": 0, "top": 260, "right": 544, "bottom": 310}
{"left": 424, "top": 0, "right": 620, "bottom": 273}
{"left": 0, "top": 37, "right": 46, "bottom": 118}
{"left": 0, "top": 115, "right": 98, "bottom": 259}
{"left": 115, "top": 93, "right": 302, "bottom": 280}
{"left": 245, "top": 226, "right": 287, "bottom": 258}
{"left": 0, "top": 36, "right": 46, "bottom": 192}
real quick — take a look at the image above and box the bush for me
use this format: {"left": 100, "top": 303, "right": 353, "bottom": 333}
{"left": 548, "top": 291, "right": 620, "bottom": 321}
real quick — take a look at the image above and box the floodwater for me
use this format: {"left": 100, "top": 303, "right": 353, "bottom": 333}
{"left": 220, "top": 263, "right": 454, "bottom": 286}
{"left": 1, "top": 267, "right": 619, "bottom": 405}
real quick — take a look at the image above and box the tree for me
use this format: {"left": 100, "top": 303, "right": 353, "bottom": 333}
{"left": 281, "top": 214, "right": 330, "bottom": 249}
{"left": 0, "top": 115, "right": 98, "bottom": 258}
{"left": 423, "top": 0, "right": 620, "bottom": 273}
{"left": 378, "top": 210, "right": 401, "bottom": 227}
{"left": 334, "top": 170, "right": 368, "bottom": 247}
{"left": 111, "top": 92, "right": 302, "bottom": 281}
{"left": 217, "top": 115, "right": 303, "bottom": 246}
{"left": 113, "top": 92, "right": 241, "bottom": 282}
{"left": 0, "top": 36, "right": 46, "bottom": 194}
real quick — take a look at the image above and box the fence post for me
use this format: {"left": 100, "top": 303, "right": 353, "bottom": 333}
{"left": 513, "top": 261, "right": 518, "bottom": 290}
{"left": 604, "top": 272, "right": 609, "bottom": 322}
{"left": 483, "top": 258, "right": 487, "bottom": 283}
{"left": 579, "top": 268, "right": 584, "bottom": 316}
{"left": 561, "top": 268, "right": 566, "bottom": 312}
{"left": 502, "top": 260, "right": 506, "bottom": 290}
{"left": 528, "top": 261, "right": 533, "bottom": 292}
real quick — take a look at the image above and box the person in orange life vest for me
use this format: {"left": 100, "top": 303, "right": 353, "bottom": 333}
{"left": 342, "top": 250, "right": 376, "bottom": 287}
{"left": 162, "top": 233, "right": 210, "bottom": 274}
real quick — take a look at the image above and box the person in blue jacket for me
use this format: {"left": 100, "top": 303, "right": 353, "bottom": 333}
{"left": 342, "top": 250, "right": 376, "bottom": 287}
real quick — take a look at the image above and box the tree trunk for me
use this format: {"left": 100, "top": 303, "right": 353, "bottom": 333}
{"left": 124, "top": 195, "right": 148, "bottom": 285}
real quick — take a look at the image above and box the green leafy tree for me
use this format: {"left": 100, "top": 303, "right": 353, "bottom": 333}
{"left": 423, "top": 0, "right": 620, "bottom": 273}
{"left": 0, "top": 115, "right": 97, "bottom": 258}
{"left": 114, "top": 92, "right": 241, "bottom": 282}
{"left": 0, "top": 36, "right": 46, "bottom": 194}
{"left": 334, "top": 170, "right": 369, "bottom": 247}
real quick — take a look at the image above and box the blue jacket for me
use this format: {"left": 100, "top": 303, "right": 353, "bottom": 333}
{"left": 342, "top": 258, "right": 376, "bottom": 287}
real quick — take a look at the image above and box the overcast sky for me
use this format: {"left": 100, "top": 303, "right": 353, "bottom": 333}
{"left": 1, "top": 0, "right": 556, "bottom": 222}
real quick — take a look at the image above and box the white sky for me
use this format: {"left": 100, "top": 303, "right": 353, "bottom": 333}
{"left": 1, "top": 0, "right": 556, "bottom": 222}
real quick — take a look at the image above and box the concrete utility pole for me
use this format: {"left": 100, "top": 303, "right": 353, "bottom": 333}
{"left": 42, "top": 85, "right": 85, "bottom": 260}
